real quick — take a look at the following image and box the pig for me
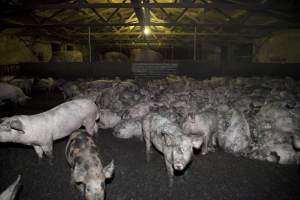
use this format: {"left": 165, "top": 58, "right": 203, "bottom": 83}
{"left": 217, "top": 109, "right": 251, "bottom": 154}
{"left": 0, "top": 83, "right": 29, "bottom": 105}
{"left": 65, "top": 130, "right": 114, "bottom": 200}
{"left": 37, "top": 77, "right": 60, "bottom": 94}
{"left": 142, "top": 113, "right": 202, "bottom": 186}
{"left": 181, "top": 110, "right": 219, "bottom": 155}
{"left": 292, "top": 134, "right": 300, "bottom": 165}
{"left": 98, "top": 109, "right": 122, "bottom": 129}
{"left": 122, "top": 102, "right": 154, "bottom": 120}
{"left": 113, "top": 118, "right": 143, "bottom": 140}
{"left": 59, "top": 81, "right": 80, "bottom": 100}
{"left": 0, "top": 75, "right": 15, "bottom": 83}
{"left": 252, "top": 142, "right": 298, "bottom": 164}
{"left": 10, "top": 78, "right": 34, "bottom": 94}
{"left": 0, "top": 175, "right": 21, "bottom": 200}
{"left": 0, "top": 99, "right": 99, "bottom": 159}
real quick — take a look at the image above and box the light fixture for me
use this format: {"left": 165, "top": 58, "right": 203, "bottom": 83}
{"left": 143, "top": 26, "right": 151, "bottom": 35}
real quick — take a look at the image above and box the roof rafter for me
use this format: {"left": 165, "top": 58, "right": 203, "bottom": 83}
{"left": 3, "top": 22, "right": 298, "bottom": 29}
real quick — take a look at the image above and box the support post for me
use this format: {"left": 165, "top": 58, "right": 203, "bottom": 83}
{"left": 88, "top": 26, "right": 91, "bottom": 63}
{"left": 193, "top": 25, "right": 197, "bottom": 61}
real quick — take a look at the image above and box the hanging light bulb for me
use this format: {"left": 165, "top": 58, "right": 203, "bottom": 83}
{"left": 143, "top": 26, "right": 151, "bottom": 35}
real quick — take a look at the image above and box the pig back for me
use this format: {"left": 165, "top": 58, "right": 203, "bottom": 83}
{"left": 27, "top": 99, "right": 97, "bottom": 140}
{"left": 65, "top": 130, "right": 101, "bottom": 168}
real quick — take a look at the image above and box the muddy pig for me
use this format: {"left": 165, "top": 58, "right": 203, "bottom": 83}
{"left": 142, "top": 113, "right": 202, "bottom": 186}
{"left": 292, "top": 134, "right": 300, "bottom": 165}
{"left": 0, "top": 99, "right": 99, "bottom": 159}
{"left": 0, "top": 83, "right": 29, "bottom": 106}
{"left": 0, "top": 175, "right": 21, "bottom": 200}
{"left": 98, "top": 109, "right": 121, "bottom": 129}
{"left": 181, "top": 110, "right": 219, "bottom": 155}
{"left": 65, "top": 130, "right": 114, "bottom": 200}
{"left": 113, "top": 118, "right": 143, "bottom": 140}
{"left": 10, "top": 78, "right": 34, "bottom": 94}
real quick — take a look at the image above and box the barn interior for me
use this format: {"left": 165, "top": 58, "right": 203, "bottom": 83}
{"left": 1, "top": 0, "right": 300, "bottom": 200}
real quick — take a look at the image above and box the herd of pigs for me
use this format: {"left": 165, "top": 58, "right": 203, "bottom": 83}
{"left": 1, "top": 74, "right": 300, "bottom": 199}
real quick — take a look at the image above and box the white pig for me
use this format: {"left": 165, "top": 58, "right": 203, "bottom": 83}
{"left": 98, "top": 109, "right": 121, "bottom": 129}
{"left": 10, "top": 78, "right": 34, "bottom": 94}
{"left": 113, "top": 118, "right": 143, "bottom": 140}
{"left": 181, "top": 110, "right": 219, "bottom": 155}
{"left": 217, "top": 109, "right": 251, "bottom": 154}
{"left": 292, "top": 134, "right": 300, "bottom": 165}
{"left": 142, "top": 113, "right": 202, "bottom": 186}
{"left": 0, "top": 83, "right": 29, "bottom": 105}
{"left": 122, "top": 102, "right": 155, "bottom": 119}
{"left": 0, "top": 175, "right": 21, "bottom": 200}
{"left": 0, "top": 99, "right": 99, "bottom": 159}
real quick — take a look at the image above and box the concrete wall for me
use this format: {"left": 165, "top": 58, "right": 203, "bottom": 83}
{"left": 20, "top": 62, "right": 300, "bottom": 80}
{"left": 254, "top": 30, "right": 300, "bottom": 63}
{"left": 0, "top": 34, "right": 52, "bottom": 65}
{"left": 0, "top": 34, "right": 89, "bottom": 64}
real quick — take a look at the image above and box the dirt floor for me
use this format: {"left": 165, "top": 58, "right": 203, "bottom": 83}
{"left": 0, "top": 90, "right": 300, "bottom": 200}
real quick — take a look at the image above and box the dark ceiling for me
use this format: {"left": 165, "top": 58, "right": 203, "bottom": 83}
{"left": 0, "top": 0, "right": 299, "bottom": 47}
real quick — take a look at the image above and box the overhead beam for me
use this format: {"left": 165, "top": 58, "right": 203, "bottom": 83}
{"left": 2, "top": 22, "right": 300, "bottom": 29}
{"left": 107, "top": 0, "right": 127, "bottom": 22}
{"left": 131, "top": 0, "right": 145, "bottom": 26}
{"left": 152, "top": 0, "right": 173, "bottom": 23}
{"left": 17, "top": 2, "right": 294, "bottom": 10}
{"left": 76, "top": 32, "right": 264, "bottom": 37}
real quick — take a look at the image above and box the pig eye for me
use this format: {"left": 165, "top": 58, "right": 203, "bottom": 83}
{"left": 86, "top": 187, "right": 91, "bottom": 193}
{"left": 100, "top": 182, "right": 105, "bottom": 189}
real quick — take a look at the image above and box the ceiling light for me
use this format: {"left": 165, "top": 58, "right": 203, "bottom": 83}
{"left": 144, "top": 26, "right": 151, "bottom": 35}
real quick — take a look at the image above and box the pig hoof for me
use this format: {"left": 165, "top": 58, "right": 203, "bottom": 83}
{"left": 48, "top": 159, "right": 54, "bottom": 166}
{"left": 146, "top": 155, "right": 151, "bottom": 162}
{"left": 168, "top": 180, "right": 174, "bottom": 188}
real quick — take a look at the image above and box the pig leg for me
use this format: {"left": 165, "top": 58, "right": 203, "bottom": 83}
{"left": 41, "top": 144, "right": 53, "bottom": 159}
{"left": 165, "top": 159, "right": 174, "bottom": 187}
{"left": 145, "top": 133, "right": 152, "bottom": 162}
{"left": 201, "top": 135, "right": 209, "bottom": 155}
{"left": 143, "top": 119, "right": 152, "bottom": 162}
{"left": 208, "top": 133, "right": 217, "bottom": 152}
{"left": 40, "top": 143, "right": 54, "bottom": 165}
{"left": 33, "top": 145, "right": 44, "bottom": 159}
{"left": 83, "top": 117, "right": 97, "bottom": 136}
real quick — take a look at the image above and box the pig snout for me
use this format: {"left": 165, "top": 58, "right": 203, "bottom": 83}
{"left": 174, "top": 162, "right": 185, "bottom": 171}
{"left": 85, "top": 181, "right": 105, "bottom": 200}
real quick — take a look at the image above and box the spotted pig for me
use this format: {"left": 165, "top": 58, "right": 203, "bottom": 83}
{"left": 65, "top": 130, "right": 114, "bottom": 200}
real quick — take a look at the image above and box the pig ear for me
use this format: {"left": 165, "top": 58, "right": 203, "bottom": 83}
{"left": 0, "top": 117, "right": 8, "bottom": 124}
{"left": 73, "top": 164, "right": 86, "bottom": 183}
{"left": 103, "top": 160, "right": 114, "bottom": 179}
{"left": 10, "top": 120, "right": 25, "bottom": 134}
{"left": 162, "top": 132, "right": 173, "bottom": 146}
{"left": 190, "top": 135, "right": 203, "bottom": 149}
